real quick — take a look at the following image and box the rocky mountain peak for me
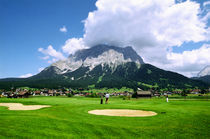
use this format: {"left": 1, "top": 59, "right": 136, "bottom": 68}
{"left": 73, "top": 44, "right": 144, "bottom": 63}
{"left": 49, "top": 45, "right": 144, "bottom": 74}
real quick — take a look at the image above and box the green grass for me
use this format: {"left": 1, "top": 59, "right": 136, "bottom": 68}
{"left": 97, "top": 73, "right": 105, "bottom": 83}
{"left": 78, "top": 87, "right": 133, "bottom": 94}
{"left": 0, "top": 96, "right": 209, "bottom": 138}
{"left": 137, "top": 82, "right": 159, "bottom": 88}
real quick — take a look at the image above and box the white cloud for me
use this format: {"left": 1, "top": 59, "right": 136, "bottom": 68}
{"left": 62, "top": 38, "right": 88, "bottom": 55}
{"left": 83, "top": 0, "right": 208, "bottom": 49}
{"left": 80, "top": 0, "right": 210, "bottom": 77}
{"left": 38, "top": 45, "right": 65, "bottom": 62}
{"left": 167, "top": 44, "right": 210, "bottom": 66}
{"left": 203, "top": 1, "right": 210, "bottom": 7}
{"left": 37, "top": 0, "right": 210, "bottom": 77}
{"left": 59, "top": 26, "right": 67, "bottom": 33}
{"left": 152, "top": 44, "right": 210, "bottom": 77}
{"left": 47, "top": 58, "right": 58, "bottom": 64}
{"left": 41, "top": 56, "right": 50, "bottom": 60}
{"left": 19, "top": 73, "right": 33, "bottom": 78}
{"left": 206, "top": 27, "right": 210, "bottom": 41}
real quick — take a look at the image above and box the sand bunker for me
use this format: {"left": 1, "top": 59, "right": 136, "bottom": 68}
{"left": 0, "top": 103, "right": 50, "bottom": 110}
{"left": 88, "top": 109, "right": 157, "bottom": 117}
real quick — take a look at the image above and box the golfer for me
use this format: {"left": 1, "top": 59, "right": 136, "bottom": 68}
{"left": 166, "top": 95, "right": 169, "bottom": 102}
{"left": 105, "top": 93, "right": 110, "bottom": 104}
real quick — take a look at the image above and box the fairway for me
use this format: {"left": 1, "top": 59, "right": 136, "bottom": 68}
{"left": 0, "top": 96, "right": 209, "bottom": 138}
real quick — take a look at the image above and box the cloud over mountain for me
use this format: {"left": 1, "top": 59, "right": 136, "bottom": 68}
{"left": 38, "top": 0, "right": 210, "bottom": 77}
{"left": 83, "top": 0, "right": 207, "bottom": 49}
{"left": 38, "top": 45, "right": 65, "bottom": 63}
{"left": 62, "top": 38, "right": 88, "bottom": 55}
{"left": 81, "top": 0, "right": 210, "bottom": 77}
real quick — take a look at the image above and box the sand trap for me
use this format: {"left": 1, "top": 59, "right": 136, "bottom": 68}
{"left": 88, "top": 109, "right": 157, "bottom": 117}
{"left": 0, "top": 103, "right": 50, "bottom": 110}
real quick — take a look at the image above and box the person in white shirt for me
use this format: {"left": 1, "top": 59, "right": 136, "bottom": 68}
{"left": 105, "top": 93, "right": 110, "bottom": 104}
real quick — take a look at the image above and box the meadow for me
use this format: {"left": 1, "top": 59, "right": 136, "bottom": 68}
{"left": 0, "top": 96, "right": 209, "bottom": 138}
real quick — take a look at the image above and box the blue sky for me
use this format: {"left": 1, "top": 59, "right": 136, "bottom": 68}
{"left": 0, "top": 0, "right": 97, "bottom": 78}
{"left": 0, "top": 0, "right": 209, "bottom": 78}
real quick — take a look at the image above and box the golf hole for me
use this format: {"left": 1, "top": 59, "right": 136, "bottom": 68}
{"left": 88, "top": 109, "right": 157, "bottom": 117}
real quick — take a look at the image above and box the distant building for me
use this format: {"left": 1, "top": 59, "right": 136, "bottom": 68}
{"left": 18, "top": 91, "right": 30, "bottom": 98}
{"left": 136, "top": 88, "right": 152, "bottom": 98}
{"left": 34, "top": 91, "right": 41, "bottom": 95}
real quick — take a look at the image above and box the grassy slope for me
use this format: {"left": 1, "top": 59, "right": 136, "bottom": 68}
{"left": 0, "top": 96, "right": 209, "bottom": 138}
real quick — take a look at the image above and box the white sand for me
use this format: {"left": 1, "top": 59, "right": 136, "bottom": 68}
{"left": 88, "top": 109, "right": 157, "bottom": 117}
{"left": 0, "top": 103, "right": 50, "bottom": 110}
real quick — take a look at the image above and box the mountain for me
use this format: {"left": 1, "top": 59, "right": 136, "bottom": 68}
{"left": 197, "top": 65, "right": 210, "bottom": 77}
{"left": 192, "top": 66, "right": 210, "bottom": 85}
{"left": 40, "top": 45, "right": 143, "bottom": 75}
{"left": 0, "top": 45, "right": 208, "bottom": 90}
{"left": 31, "top": 45, "right": 143, "bottom": 79}
{"left": 195, "top": 75, "right": 210, "bottom": 85}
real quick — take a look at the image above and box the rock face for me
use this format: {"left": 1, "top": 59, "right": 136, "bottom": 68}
{"left": 48, "top": 44, "right": 143, "bottom": 74}
{"left": 197, "top": 66, "right": 210, "bottom": 77}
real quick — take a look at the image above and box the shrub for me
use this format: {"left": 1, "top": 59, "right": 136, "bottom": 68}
{"left": 132, "top": 92, "right": 137, "bottom": 98}
{"left": 85, "top": 93, "right": 99, "bottom": 98}
{"left": 67, "top": 93, "right": 73, "bottom": 97}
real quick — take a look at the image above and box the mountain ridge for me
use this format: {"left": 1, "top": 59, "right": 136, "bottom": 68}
{"left": 73, "top": 45, "right": 144, "bottom": 63}
{"left": 0, "top": 45, "right": 208, "bottom": 89}
{"left": 197, "top": 65, "right": 210, "bottom": 77}
{"left": 192, "top": 65, "right": 210, "bottom": 85}
{"left": 47, "top": 44, "right": 143, "bottom": 74}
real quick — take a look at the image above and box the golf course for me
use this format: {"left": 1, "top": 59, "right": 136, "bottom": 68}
{"left": 0, "top": 96, "right": 209, "bottom": 138}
